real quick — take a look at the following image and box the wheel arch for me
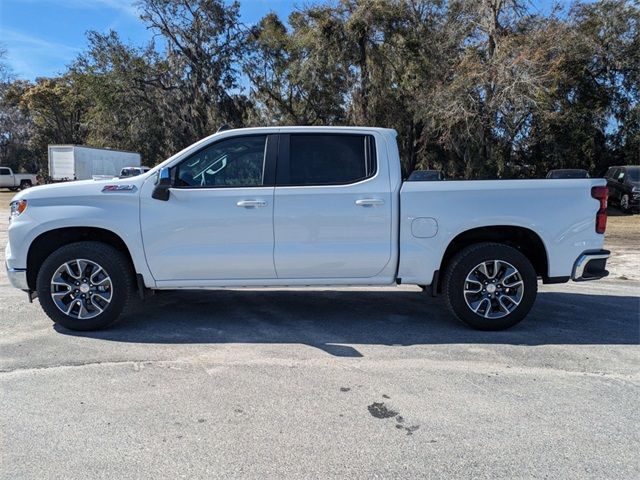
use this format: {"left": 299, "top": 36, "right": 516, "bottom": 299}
{"left": 435, "top": 225, "right": 549, "bottom": 294}
{"left": 26, "top": 227, "right": 136, "bottom": 290}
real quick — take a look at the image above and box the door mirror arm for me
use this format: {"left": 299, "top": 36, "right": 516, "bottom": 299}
{"left": 152, "top": 167, "right": 172, "bottom": 201}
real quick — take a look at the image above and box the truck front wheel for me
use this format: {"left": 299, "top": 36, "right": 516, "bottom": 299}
{"left": 36, "top": 242, "right": 134, "bottom": 331}
{"left": 444, "top": 243, "right": 537, "bottom": 330}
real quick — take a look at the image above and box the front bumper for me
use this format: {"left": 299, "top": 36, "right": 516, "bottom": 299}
{"left": 6, "top": 265, "right": 29, "bottom": 290}
{"left": 572, "top": 250, "right": 610, "bottom": 281}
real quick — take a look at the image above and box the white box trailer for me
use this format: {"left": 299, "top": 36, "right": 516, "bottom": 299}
{"left": 48, "top": 145, "right": 141, "bottom": 181}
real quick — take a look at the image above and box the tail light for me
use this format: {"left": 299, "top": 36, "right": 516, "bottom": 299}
{"left": 591, "top": 186, "right": 608, "bottom": 234}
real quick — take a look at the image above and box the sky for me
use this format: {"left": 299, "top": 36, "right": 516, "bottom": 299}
{"left": 1, "top": 0, "right": 565, "bottom": 81}
{"left": 0, "top": 0, "right": 298, "bottom": 80}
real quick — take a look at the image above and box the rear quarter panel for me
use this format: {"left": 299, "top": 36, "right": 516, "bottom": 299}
{"left": 398, "top": 179, "right": 607, "bottom": 285}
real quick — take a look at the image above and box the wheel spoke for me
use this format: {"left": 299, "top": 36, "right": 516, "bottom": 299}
{"left": 501, "top": 266, "right": 517, "bottom": 282}
{"left": 92, "top": 291, "right": 112, "bottom": 304}
{"left": 92, "top": 276, "right": 110, "bottom": 286}
{"left": 90, "top": 301, "right": 104, "bottom": 315}
{"left": 497, "top": 296, "right": 511, "bottom": 313}
{"left": 90, "top": 266, "right": 104, "bottom": 283}
{"left": 64, "top": 263, "right": 80, "bottom": 280}
{"left": 491, "top": 260, "right": 500, "bottom": 279}
{"left": 477, "top": 263, "right": 490, "bottom": 279}
{"left": 51, "top": 277, "right": 72, "bottom": 288}
{"left": 464, "top": 278, "right": 483, "bottom": 294}
{"left": 503, "top": 279, "right": 523, "bottom": 288}
{"left": 470, "top": 297, "right": 490, "bottom": 314}
{"left": 64, "top": 301, "right": 76, "bottom": 315}
{"left": 77, "top": 301, "right": 90, "bottom": 320}
{"left": 501, "top": 293, "right": 521, "bottom": 307}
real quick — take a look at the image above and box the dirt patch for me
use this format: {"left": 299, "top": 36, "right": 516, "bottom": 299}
{"left": 604, "top": 208, "right": 640, "bottom": 280}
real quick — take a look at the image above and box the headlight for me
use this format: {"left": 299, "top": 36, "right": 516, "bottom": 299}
{"left": 9, "top": 200, "right": 27, "bottom": 221}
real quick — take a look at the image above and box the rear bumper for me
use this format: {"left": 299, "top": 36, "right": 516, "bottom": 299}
{"left": 6, "top": 265, "right": 29, "bottom": 290}
{"left": 571, "top": 250, "right": 610, "bottom": 282}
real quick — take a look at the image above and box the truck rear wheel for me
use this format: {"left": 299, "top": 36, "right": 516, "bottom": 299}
{"left": 36, "top": 242, "right": 134, "bottom": 331}
{"left": 444, "top": 243, "right": 537, "bottom": 330}
{"left": 20, "top": 180, "right": 32, "bottom": 189}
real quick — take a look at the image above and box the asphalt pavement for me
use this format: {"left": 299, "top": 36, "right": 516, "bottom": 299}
{"left": 1, "top": 191, "right": 638, "bottom": 479}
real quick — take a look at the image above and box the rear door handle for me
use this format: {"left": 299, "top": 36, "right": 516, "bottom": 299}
{"left": 355, "top": 198, "right": 385, "bottom": 207}
{"left": 237, "top": 200, "right": 267, "bottom": 208}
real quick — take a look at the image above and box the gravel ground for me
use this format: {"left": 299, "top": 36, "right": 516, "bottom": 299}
{"left": 0, "top": 190, "right": 638, "bottom": 479}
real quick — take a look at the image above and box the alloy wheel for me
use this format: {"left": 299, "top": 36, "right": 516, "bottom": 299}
{"left": 50, "top": 259, "right": 113, "bottom": 319}
{"left": 463, "top": 260, "right": 524, "bottom": 319}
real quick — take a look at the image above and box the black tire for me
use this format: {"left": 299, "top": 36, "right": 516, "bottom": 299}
{"left": 444, "top": 242, "right": 538, "bottom": 331}
{"left": 20, "top": 180, "right": 32, "bottom": 190}
{"left": 36, "top": 242, "right": 134, "bottom": 331}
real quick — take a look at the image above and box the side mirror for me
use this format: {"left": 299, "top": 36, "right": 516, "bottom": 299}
{"left": 152, "top": 167, "right": 171, "bottom": 201}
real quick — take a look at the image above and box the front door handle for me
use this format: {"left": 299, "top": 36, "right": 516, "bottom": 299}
{"left": 237, "top": 200, "right": 267, "bottom": 208}
{"left": 355, "top": 198, "right": 385, "bottom": 207}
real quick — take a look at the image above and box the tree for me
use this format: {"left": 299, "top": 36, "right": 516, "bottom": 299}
{"left": 72, "top": 31, "right": 171, "bottom": 165}
{"left": 2, "top": 71, "right": 92, "bottom": 173}
{"left": 0, "top": 48, "right": 38, "bottom": 172}
{"left": 138, "top": 0, "right": 250, "bottom": 138}
{"left": 244, "top": 10, "right": 350, "bottom": 126}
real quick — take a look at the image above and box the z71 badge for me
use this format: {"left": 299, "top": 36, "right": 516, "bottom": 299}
{"left": 102, "top": 184, "right": 137, "bottom": 192}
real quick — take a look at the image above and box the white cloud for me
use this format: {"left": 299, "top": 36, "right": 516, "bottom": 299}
{"left": 8, "top": 0, "right": 140, "bottom": 18}
{"left": 70, "top": 0, "right": 141, "bottom": 17}
{"left": 0, "top": 29, "right": 81, "bottom": 79}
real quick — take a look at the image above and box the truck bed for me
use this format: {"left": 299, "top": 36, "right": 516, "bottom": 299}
{"left": 398, "top": 178, "right": 606, "bottom": 285}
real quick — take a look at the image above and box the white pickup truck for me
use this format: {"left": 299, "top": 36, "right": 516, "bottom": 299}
{"left": 0, "top": 167, "right": 38, "bottom": 191}
{"left": 6, "top": 127, "right": 610, "bottom": 331}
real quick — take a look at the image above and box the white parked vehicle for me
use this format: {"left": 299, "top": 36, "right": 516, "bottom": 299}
{"left": 120, "top": 166, "right": 151, "bottom": 177}
{"left": 48, "top": 145, "right": 141, "bottom": 181}
{"left": 6, "top": 127, "right": 610, "bottom": 331}
{"left": 0, "top": 167, "right": 38, "bottom": 191}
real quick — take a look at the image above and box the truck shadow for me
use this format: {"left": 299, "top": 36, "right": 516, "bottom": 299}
{"left": 55, "top": 288, "right": 640, "bottom": 356}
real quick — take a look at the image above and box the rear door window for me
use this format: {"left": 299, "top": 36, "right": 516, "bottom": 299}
{"left": 278, "top": 134, "right": 376, "bottom": 186}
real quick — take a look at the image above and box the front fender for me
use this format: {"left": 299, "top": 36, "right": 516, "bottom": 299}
{"left": 6, "top": 194, "right": 154, "bottom": 287}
